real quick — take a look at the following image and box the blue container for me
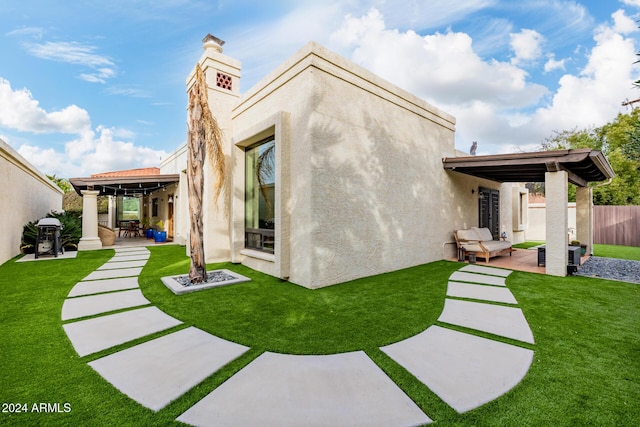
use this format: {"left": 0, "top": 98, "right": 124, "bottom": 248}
{"left": 154, "top": 231, "right": 167, "bottom": 243}
{"left": 146, "top": 228, "right": 154, "bottom": 239}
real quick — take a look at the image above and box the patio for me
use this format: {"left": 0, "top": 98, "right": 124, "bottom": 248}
{"left": 452, "top": 247, "right": 590, "bottom": 275}
{"left": 102, "top": 235, "right": 176, "bottom": 249}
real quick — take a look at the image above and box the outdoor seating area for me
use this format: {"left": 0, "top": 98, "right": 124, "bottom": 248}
{"left": 454, "top": 227, "right": 513, "bottom": 264}
{"left": 118, "top": 220, "right": 142, "bottom": 238}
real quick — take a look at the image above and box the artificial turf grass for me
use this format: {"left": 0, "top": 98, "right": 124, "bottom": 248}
{"left": 2, "top": 245, "right": 639, "bottom": 426}
{"left": 593, "top": 243, "right": 640, "bottom": 260}
{"left": 139, "top": 245, "right": 457, "bottom": 355}
{"left": 512, "top": 241, "right": 545, "bottom": 249}
{"left": 0, "top": 250, "right": 183, "bottom": 427}
{"left": 515, "top": 241, "right": 640, "bottom": 261}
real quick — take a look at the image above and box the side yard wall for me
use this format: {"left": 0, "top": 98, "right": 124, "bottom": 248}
{"left": 0, "top": 139, "right": 63, "bottom": 264}
{"left": 527, "top": 203, "right": 577, "bottom": 242}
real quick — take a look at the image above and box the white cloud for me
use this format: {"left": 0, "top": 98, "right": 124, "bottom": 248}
{"left": 0, "top": 77, "right": 167, "bottom": 176}
{"left": 622, "top": 0, "right": 640, "bottom": 8}
{"left": 531, "top": 21, "right": 638, "bottom": 135}
{"left": 331, "top": 9, "right": 547, "bottom": 109}
{"left": 510, "top": 29, "right": 544, "bottom": 65}
{"left": 105, "top": 85, "right": 152, "bottom": 98}
{"left": 544, "top": 55, "right": 566, "bottom": 72}
{"left": 327, "top": 7, "right": 638, "bottom": 153}
{"left": 25, "top": 41, "right": 117, "bottom": 83}
{"left": 17, "top": 126, "right": 168, "bottom": 177}
{"left": 0, "top": 78, "right": 91, "bottom": 134}
{"left": 79, "top": 68, "right": 117, "bottom": 84}
{"left": 612, "top": 9, "right": 638, "bottom": 34}
{"left": 5, "top": 26, "right": 44, "bottom": 38}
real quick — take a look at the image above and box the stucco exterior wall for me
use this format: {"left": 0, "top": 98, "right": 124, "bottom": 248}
{"left": 0, "top": 138, "right": 63, "bottom": 264}
{"left": 160, "top": 144, "right": 189, "bottom": 245}
{"left": 232, "top": 42, "right": 476, "bottom": 288}
{"left": 174, "top": 40, "right": 526, "bottom": 288}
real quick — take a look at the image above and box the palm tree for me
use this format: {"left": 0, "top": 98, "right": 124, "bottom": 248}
{"left": 186, "top": 63, "right": 225, "bottom": 284}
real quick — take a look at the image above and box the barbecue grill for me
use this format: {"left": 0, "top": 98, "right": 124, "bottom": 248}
{"left": 35, "top": 218, "right": 64, "bottom": 259}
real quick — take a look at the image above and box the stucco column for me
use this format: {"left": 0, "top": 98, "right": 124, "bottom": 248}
{"left": 108, "top": 195, "right": 116, "bottom": 229}
{"left": 545, "top": 171, "right": 568, "bottom": 276}
{"left": 78, "top": 190, "right": 103, "bottom": 250}
{"left": 576, "top": 186, "right": 593, "bottom": 255}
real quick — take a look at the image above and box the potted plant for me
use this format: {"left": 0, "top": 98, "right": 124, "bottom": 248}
{"left": 141, "top": 217, "right": 154, "bottom": 239}
{"left": 154, "top": 220, "right": 167, "bottom": 243}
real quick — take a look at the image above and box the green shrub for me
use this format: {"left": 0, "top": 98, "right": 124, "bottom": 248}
{"left": 20, "top": 211, "right": 82, "bottom": 253}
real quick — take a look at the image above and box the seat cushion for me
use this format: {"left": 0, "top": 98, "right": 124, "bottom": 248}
{"left": 472, "top": 227, "right": 494, "bottom": 242}
{"left": 482, "top": 240, "right": 511, "bottom": 252}
{"left": 457, "top": 228, "right": 481, "bottom": 242}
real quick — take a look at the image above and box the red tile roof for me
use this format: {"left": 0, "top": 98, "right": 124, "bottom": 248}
{"left": 91, "top": 167, "right": 160, "bottom": 178}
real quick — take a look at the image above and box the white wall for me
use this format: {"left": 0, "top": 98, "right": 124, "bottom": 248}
{"left": 0, "top": 138, "right": 63, "bottom": 264}
{"left": 160, "top": 144, "right": 188, "bottom": 245}
{"left": 527, "top": 203, "right": 577, "bottom": 242}
{"left": 232, "top": 42, "right": 471, "bottom": 288}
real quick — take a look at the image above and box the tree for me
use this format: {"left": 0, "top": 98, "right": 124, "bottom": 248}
{"left": 47, "top": 175, "right": 72, "bottom": 193}
{"left": 186, "top": 63, "right": 225, "bottom": 284}
{"left": 537, "top": 110, "right": 640, "bottom": 205}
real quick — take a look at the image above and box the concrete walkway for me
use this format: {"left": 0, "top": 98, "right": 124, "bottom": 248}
{"left": 61, "top": 253, "right": 534, "bottom": 425}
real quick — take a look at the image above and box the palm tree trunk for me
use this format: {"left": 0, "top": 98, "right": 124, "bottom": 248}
{"left": 187, "top": 66, "right": 208, "bottom": 284}
{"left": 186, "top": 63, "right": 226, "bottom": 284}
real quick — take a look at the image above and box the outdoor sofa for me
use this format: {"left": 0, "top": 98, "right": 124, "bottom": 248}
{"left": 454, "top": 227, "right": 513, "bottom": 264}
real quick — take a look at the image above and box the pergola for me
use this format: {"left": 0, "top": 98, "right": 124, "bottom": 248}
{"left": 70, "top": 173, "right": 180, "bottom": 250}
{"left": 70, "top": 174, "right": 180, "bottom": 197}
{"left": 443, "top": 149, "right": 615, "bottom": 276}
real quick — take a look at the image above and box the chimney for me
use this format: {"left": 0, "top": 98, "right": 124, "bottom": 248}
{"left": 203, "top": 34, "right": 225, "bottom": 53}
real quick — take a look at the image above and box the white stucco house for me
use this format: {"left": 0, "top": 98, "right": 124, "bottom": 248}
{"left": 71, "top": 35, "right": 614, "bottom": 288}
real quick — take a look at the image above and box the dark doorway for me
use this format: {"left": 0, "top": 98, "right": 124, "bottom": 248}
{"left": 479, "top": 187, "right": 500, "bottom": 239}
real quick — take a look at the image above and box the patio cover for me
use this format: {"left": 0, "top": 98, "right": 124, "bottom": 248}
{"left": 70, "top": 174, "right": 180, "bottom": 196}
{"left": 442, "top": 149, "right": 615, "bottom": 186}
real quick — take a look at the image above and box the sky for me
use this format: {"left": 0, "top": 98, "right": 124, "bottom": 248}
{"left": 1, "top": 0, "right": 639, "bottom": 178}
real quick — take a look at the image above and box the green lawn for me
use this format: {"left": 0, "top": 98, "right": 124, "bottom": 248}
{"left": 593, "top": 244, "right": 640, "bottom": 260}
{"left": 514, "top": 241, "right": 640, "bottom": 261}
{"left": 1, "top": 245, "right": 639, "bottom": 426}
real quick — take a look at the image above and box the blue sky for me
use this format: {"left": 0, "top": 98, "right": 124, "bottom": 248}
{"left": 1, "top": 0, "right": 639, "bottom": 177}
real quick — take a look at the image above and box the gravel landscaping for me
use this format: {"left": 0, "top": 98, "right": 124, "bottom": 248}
{"left": 576, "top": 256, "right": 640, "bottom": 284}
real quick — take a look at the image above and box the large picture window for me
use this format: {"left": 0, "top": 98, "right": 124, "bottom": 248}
{"left": 117, "top": 196, "right": 141, "bottom": 221}
{"left": 245, "top": 138, "right": 275, "bottom": 253}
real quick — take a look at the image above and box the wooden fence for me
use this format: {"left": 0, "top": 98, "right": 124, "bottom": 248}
{"left": 594, "top": 206, "right": 640, "bottom": 247}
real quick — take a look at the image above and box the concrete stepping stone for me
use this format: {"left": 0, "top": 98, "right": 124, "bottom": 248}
{"left": 438, "top": 299, "right": 534, "bottom": 344}
{"left": 83, "top": 267, "right": 143, "bottom": 281}
{"left": 63, "top": 306, "right": 182, "bottom": 357}
{"left": 177, "top": 351, "right": 431, "bottom": 427}
{"left": 89, "top": 327, "right": 249, "bottom": 412}
{"left": 115, "top": 247, "right": 150, "bottom": 253}
{"left": 381, "top": 325, "right": 533, "bottom": 413}
{"left": 98, "top": 260, "right": 148, "bottom": 270}
{"left": 61, "top": 289, "right": 150, "bottom": 320}
{"left": 68, "top": 277, "right": 139, "bottom": 297}
{"left": 109, "top": 253, "right": 150, "bottom": 262}
{"left": 449, "top": 271, "right": 506, "bottom": 286}
{"left": 460, "top": 265, "right": 512, "bottom": 277}
{"left": 447, "top": 281, "right": 518, "bottom": 305}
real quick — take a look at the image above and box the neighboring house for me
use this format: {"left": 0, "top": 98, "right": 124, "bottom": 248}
{"left": 71, "top": 35, "right": 614, "bottom": 286}
{"left": 0, "top": 138, "right": 63, "bottom": 265}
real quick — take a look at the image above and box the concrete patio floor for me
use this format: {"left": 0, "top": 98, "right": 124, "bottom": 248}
{"left": 452, "top": 247, "right": 590, "bottom": 275}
